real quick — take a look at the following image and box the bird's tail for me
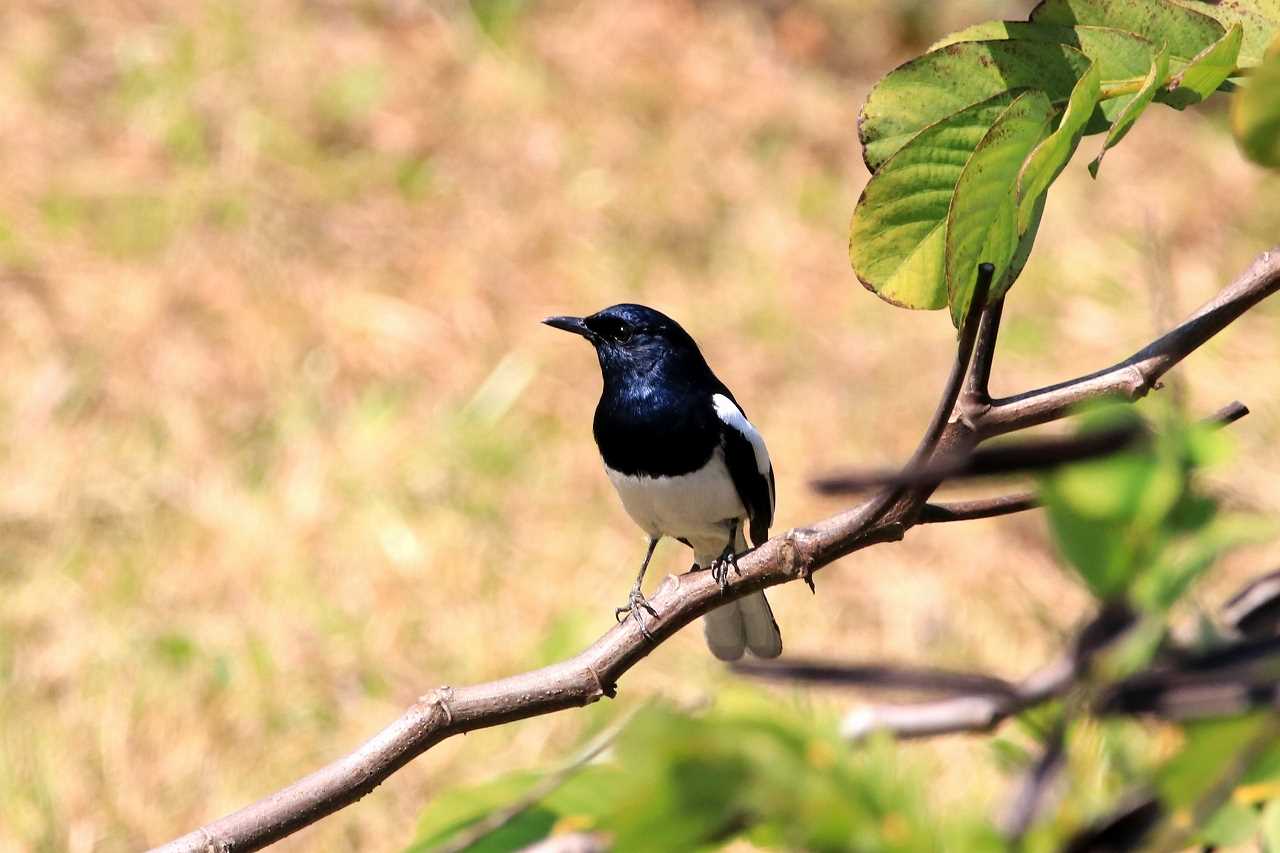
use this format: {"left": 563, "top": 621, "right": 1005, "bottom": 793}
{"left": 700, "top": 529, "right": 783, "bottom": 661}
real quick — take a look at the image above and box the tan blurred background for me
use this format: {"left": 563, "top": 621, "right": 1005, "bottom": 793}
{"left": 1, "top": 1, "right": 1279, "bottom": 850}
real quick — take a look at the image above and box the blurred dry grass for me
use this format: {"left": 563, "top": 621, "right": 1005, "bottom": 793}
{"left": 1, "top": 1, "right": 1279, "bottom": 850}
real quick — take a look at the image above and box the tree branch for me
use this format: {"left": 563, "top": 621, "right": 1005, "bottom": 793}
{"left": 976, "top": 248, "right": 1280, "bottom": 438}
{"left": 152, "top": 248, "right": 1280, "bottom": 853}
{"left": 963, "top": 296, "right": 1005, "bottom": 414}
{"left": 919, "top": 492, "right": 1040, "bottom": 523}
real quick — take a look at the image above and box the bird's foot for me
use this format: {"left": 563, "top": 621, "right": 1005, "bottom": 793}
{"left": 614, "top": 587, "right": 658, "bottom": 640}
{"left": 709, "top": 545, "right": 741, "bottom": 592}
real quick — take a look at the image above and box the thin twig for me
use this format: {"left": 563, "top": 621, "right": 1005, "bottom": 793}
{"left": 812, "top": 423, "right": 1143, "bottom": 494}
{"left": 839, "top": 604, "right": 1136, "bottom": 741}
{"left": 152, "top": 247, "right": 1280, "bottom": 853}
{"left": 1206, "top": 400, "right": 1250, "bottom": 428}
{"left": 839, "top": 653, "right": 1075, "bottom": 740}
{"left": 833, "top": 398, "right": 1245, "bottom": 510}
{"left": 919, "top": 493, "right": 1040, "bottom": 523}
{"left": 977, "top": 249, "right": 1280, "bottom": 437}
{"left": 730, "top": 658, "right": 1019, "bottom": 696}
{"left": 857, "top": 263, "right": 996, "bottom": 527}
{"left": 906, "top": 263, "right": 995, "bottom": 467}
{"left": 963, "top": 296, "right": 1005, "bottom": 413}
{"left": 1000, "top": 720, "right": 1066, "bottom": 839}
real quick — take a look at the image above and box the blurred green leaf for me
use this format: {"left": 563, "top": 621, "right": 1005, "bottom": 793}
{"left": 1147, "top": 715, "right": 1280, "bottom": 848}
{"left": 408, "top": 771, "right": 550, "bottom": 852}
{"left": 1232, "top": 37, "right": 1280, "bottom": 166}
{"left": 1261, "top": 797, "right": 1280, "bottom": 849}
{"left": 1200, "top": 798, "right": 1260, "bottom": 846}
{"left": 409, "top": 704, "right": 998, "bottom": 853}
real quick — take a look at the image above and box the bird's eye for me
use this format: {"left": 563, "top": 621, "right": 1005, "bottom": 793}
{"left": 595, "top": 319, "right": 631, "bottom": 343}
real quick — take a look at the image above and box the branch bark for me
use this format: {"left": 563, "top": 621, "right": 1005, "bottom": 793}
{"left": 152, "top": 247, "right": 1280, "bottom": 853}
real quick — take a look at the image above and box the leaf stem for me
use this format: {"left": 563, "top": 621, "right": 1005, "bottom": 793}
{"left": 1099, "top": 77, "right": 1146, "bottom": 100}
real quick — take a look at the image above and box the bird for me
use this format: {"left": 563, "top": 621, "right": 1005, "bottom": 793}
{"left": 544, "top": 303, "right": 782, "bottom": 661}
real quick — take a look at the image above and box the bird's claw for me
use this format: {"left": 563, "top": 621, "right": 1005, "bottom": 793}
{"left": 614, "top": 588, "right": 658, "bottom": 640}
{"left": 709, "top": 546, "right": 741, "bottom": 592}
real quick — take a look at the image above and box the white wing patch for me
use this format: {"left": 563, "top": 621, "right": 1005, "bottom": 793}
{"left": 712, "top": 393, "right": 771, "bottom": 477}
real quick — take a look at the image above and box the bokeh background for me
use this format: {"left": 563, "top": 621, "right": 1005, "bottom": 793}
{"left": 2, "top": 1, "right": 1279, "bottom": 850}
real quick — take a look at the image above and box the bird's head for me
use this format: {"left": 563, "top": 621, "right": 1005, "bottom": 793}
{"left": 543, "top": 303, "right": 706, "bottom": 381}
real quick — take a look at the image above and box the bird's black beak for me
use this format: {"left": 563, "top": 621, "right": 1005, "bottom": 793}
{"left": 542, "top": 315, "right": 593, "bottom": 340}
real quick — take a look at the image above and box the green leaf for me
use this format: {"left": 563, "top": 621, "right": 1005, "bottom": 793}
{"left": 859, "top": 40, "right": 1093, "bottom": 172}
{"left": 850, "top": 92, "right": 1018, "bottom": 309}
{"left": 945, "top": 91, "right": 1056, "bottom": 326}
{"left": 1090, "top": 41, "right": 1171, "bottom": 176}
{"left": 1031, "top": 0, "right": 1226, "bottom": 62}
{"left": 1133, "top": 512, "right": 1276, "bottom": 612}
{"left": 1018, "top": 61, "right": 1102, "bottom": 231}
{"left": 932, "top": 21, "right": 1158, "bottom": 88}
{"left": 1152, "top": 715, "right": 1280, "bottom": 849}
{"left": 1233, "top": 43, "right": 1280, "bottom": 166}
{"left": 1005, "top": 190, "right": 1048, "bottom": 295}
{"left": 1173, "top": 0, "right": 1280, "bottom": 65}
{"left": 1171, "top": 22, "right": 1244, "bottom": 100}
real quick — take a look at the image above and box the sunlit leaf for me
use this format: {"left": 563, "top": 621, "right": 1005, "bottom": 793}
{"left": 1171, "top": 22, "right": 1244, "bottom": 100}
{"left": 1018, "top": 61, "right": 1102, "bottom": 231}
{"left": 945, "top": 91, "right": 1056, "bottom": 325}
{"left": 1090, "top": 42, "right": 1171, "bottom": 176}
{"left": 1173, "top": 0, "right": 1280, "bottom": 65}
{"left": 850, "top": 93, "right": 1018, "bottom": 309}
{"left": 859, "top": 40, "right": 1092, "bottom": 172}
{"left": 1031, "top": 0, "right": 1226, "bottom": 62}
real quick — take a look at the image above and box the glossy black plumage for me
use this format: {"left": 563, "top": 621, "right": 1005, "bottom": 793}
{"left": 544, "top": 303, "right": 782, "bottom": 660}
{"left": 545, "top": 304, "right": 774, "bottom": 544}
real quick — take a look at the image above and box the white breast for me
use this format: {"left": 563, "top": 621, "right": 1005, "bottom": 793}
{"left": 605, "top": 448, "right": 746, "bottom": 556}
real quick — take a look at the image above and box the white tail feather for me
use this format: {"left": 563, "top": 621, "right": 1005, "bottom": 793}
{"left": 703, "top": 603, "right": 748, "bottom": 661}
{"left": 697, "top": 528, "right": 783, "bottom": 660}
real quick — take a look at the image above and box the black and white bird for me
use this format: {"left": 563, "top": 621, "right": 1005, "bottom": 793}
{"left": 544, "top": 303, "right": 782, "bottom": 660}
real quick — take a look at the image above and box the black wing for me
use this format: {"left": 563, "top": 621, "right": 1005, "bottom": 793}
{"left": 710, "top": 391, "right": 775, "bottom": 547}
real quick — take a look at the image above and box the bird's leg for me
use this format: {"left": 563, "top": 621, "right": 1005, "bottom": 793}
{"left": 710, "top": 519, "right": 742, "bottom": 591}
{"left": 615, "top": 537, "right": 660, "bottom": 640}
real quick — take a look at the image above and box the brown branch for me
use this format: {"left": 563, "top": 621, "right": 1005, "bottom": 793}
{"left": 812, "top": 424, "right": 1143, "bottom": 494}
{"left": 963, "top": 296, "right": 1005, "bottom": 414}
{"left": 919, "top": 492, "right": 1040, "bottom": 523}
{"left": 840, "top": 654, "right": 1077, "bottom": 740}
{"left": 838, "top": 566, "right": 1280, "bottom": 742}
{"left": 976, "top": 248, "right": 1280, "bottom": 438}
{"left": 152, "top": 248, "right": 1280, "bottom": 852}
{"left": 730, "top": 658, "right": 1020, "bottom": 695}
